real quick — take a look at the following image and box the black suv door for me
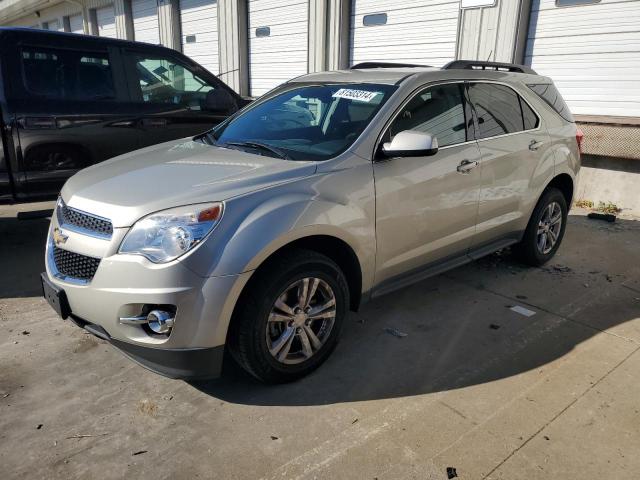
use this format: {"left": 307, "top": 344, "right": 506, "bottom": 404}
{"left": 121, "top": 48, "right": 240, "bottom": 147}
{"left": 12, "top": 44, "right": 140, "bottom": 199}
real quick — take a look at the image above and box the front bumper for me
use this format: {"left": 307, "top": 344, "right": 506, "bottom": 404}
{"left": 68, "top": 314, "right": 225, "bottom": 379}
{"left": 44, "top": 206, "right": 253, "bottom": 379}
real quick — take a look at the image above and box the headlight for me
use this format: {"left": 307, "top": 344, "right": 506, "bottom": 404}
{"left": 119, "top": 202, "right": 223, "bottom": 263}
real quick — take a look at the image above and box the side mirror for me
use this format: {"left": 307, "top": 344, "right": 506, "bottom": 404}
{"left": 204, "top": 88, "right": 239, "bottom": 115}
{"left": 381, "top": 130, "right": 439, "bottom": 158}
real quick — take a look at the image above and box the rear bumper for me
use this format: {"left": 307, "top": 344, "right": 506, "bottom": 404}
{"left": 68, "top": 314, "right": 224, "bottom": 380}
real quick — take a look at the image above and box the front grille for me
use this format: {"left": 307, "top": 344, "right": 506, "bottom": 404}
{"left": 53, "top": 246, "right": 101, "bottom": 281}
{"left": 57, "top": 200, "right": 113, "bottom": 237}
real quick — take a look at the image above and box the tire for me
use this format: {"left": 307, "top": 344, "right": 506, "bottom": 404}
{"left": 513, "top": 187, "right": 568, "bottom": 266}
{"left": 228, "top": 249, "right": 349, "bottom": 383}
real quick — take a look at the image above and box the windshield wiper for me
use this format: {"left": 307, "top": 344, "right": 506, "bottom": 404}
{"left": 222, "top": 141, "right": 291, "bottom": 160}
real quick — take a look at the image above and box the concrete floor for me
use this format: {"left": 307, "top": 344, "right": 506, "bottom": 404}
{"left": 1, "top": 203, "right": 639, "bottom": 480}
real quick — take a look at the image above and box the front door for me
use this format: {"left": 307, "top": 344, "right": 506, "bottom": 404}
{"left": 123, "top": 51, "right": 237, "bottom": 147}
{"left": 373, "top": 82, "right": 482, "bottom": 288}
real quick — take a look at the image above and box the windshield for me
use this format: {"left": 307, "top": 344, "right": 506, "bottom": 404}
{"left": 209, "top": 83, "right": 397, "bottom": 161}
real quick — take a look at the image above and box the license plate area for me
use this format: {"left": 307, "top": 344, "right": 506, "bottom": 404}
{"left": 41, "top": 272, "right": 71, "bottom": 319}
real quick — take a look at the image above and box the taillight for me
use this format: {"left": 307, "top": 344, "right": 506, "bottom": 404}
{"left": 576, "top": 128, "right": 584, "bottom": 155}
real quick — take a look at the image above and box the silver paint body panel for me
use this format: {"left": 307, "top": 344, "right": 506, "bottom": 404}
{"left": 46, "top": 67, "right": 580, "bottom": 352}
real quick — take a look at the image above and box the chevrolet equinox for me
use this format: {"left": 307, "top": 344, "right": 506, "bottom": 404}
{"left": 42, "top": 61, "right": 582, "bottom": 383}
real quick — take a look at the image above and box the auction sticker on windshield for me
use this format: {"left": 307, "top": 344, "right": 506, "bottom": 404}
{"left": 332, "top": 88, "right": 380, "bottom": 102}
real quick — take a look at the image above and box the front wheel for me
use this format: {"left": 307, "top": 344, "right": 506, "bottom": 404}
{"left": 229, "top": 249, "right": 349, "bottom": 383}
{"left": 514, "top": 188, "right": 568, "bottom": 266}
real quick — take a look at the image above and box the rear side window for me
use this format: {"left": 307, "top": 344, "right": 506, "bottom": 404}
{"left": 467, "top": 83, "right": 524, "bottom": 139}
{"left": 21, "top": 48, "right": 115, "bottom": 101}
{"left": 527, "top": 83, "right": 574, "bottom": 122}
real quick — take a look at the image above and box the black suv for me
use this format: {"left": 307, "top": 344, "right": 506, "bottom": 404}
{"left": 0, "top": 28, "right": 248, "bottom": 203}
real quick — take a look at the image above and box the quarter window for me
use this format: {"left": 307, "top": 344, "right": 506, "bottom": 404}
{"left": 527, "top": 83, "right": 574, "bottom": 122}
{"left": 387, "top": 83, "right": 468, "bottom": 147}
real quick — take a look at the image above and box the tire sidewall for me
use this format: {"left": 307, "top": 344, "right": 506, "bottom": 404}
{"left": 527, "top": 189, "right": 568, "bottom": 264}
{"left": 248, "top": 257, "right": 348, "bottom": 378}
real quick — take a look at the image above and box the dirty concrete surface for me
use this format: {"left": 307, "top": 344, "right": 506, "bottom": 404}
{"left": 1, "top": 202, "right": 639, "bottom": 480}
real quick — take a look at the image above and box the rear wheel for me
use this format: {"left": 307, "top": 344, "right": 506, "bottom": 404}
{"left": 229, "top": 249, "right": 349, "bottom": 383}
{"left": 514, "top": 188, "right": 568, "bottom": 266}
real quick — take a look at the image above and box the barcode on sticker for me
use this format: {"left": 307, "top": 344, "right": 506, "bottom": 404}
{"left": 332, "top": 88, "right": 380, "bottom": 102}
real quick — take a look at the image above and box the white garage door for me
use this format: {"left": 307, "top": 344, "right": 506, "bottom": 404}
{"left": 44, "top": 19, "right": 63, "bottom": 31}
{"left": 69, "top": 14, "right": 84, "bottom": 34}
{"left": 133, "top": 0, "right": 160, "bottom": 44}
{"left": 525, "top": 0, "right": 640, "bottom": 117}
{"left": 248, "top": 0, "right": 309, "bottom": 97}
{"left": 96, "top": 5, "right": 117, "bottom": 38}
{"left": 179, "top": 0, "right": 219, "bottom": 75}
{"left": 350, "top": 0, "right": 460, "bottom": 67}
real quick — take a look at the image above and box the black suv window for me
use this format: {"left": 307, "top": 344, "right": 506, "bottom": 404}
{"left": 527, "top": 83, "right": 574, "bottom": 122}
{"left": 388, "top": 83, "right": 468, "bottom": 147}
{"left": 21, "top": 48, "right": 115, "bottom": 101}
{"left": 130, "top": 55, "right": 217, "bottom": 109}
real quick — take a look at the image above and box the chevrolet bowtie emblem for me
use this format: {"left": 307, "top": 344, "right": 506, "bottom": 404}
{"left": 53, "top": 227, "right": 68, "bottom": 246}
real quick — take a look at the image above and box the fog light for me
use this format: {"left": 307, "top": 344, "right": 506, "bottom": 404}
{"left": 147, "top": 310, "right": 174, "bottom": 334}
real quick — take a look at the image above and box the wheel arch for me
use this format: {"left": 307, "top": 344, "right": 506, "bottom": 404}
{"left": 546, "top": 172, "right": 574, "bottom": 206}
{"left": 241, "top": 232, "right": 364, "bottom": 313}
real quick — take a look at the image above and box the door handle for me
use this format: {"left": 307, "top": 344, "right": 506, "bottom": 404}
{"left": 457, "top": 159, "right": 479, "bottom": 174}
{"left": 529, "top": 139, "right": 543, "bottom": 151}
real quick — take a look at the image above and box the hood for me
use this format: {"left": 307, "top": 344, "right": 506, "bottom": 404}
{"left": 61, "top": 139, "right": 317, "bottom": 228}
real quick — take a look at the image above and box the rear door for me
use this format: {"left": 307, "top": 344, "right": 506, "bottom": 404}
{"left": 13, "top": 44, "right": 139, "bottom": 198}
{"left": 466, "top": 81, "right": 553, "bottom": 251}
{"left": 122, "top": 49, "right": 239, "bottom": 147}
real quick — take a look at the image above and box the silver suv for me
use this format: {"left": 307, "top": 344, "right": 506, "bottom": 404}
{"left": 42, "top": 61, "right": 581, "bottom": 383}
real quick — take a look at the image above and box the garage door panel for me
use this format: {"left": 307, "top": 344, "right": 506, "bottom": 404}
{"left": 526, "top": 0, "right": 640, "bottom": 117}
{"left": 527, "top": 35, "right": 640, "bottom": 57}
{"left": 96, "top": 6, "right": 117, "bottom": 38}
{"left": 248, "top": 0, "right": 308, "bottom": 97}
{"left": 249, "top": 0, "right": 307, "bottom": 12}
{"left": 69, "top": 14, "right": 84, "bottom": 34}
{"left": 180, "top": 0, "right": 219, "bottom": 75}
{"left": 350, "top": 0, "right": 460, "bottom": 67}
{"left": 133, "top": 0, "right": 160, "bottom": 45}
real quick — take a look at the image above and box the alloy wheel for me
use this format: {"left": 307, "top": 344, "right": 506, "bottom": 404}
{"left": 265, "top": 277, "right": 336, "bottom": 365}
{"left": 537, "top": 201, "right": 562, "bottom": 255}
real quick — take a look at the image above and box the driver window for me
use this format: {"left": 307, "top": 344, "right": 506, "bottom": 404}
{"left": 132, "top": 55, "right": 216, "bottom": 109}
{"left": 387, "top": 83, "right": 468, "bottom": 147}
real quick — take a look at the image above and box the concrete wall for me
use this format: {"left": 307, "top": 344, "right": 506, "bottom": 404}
{"left": 576, "top": 156, "right": 640, "bottom": 216}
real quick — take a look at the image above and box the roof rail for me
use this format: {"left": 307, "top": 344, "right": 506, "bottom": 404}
{"left": 442, "top": 60, "right": 537, "bottom": 75}
{"left": 350, "top": 62, "right": 430, "bottom": 70}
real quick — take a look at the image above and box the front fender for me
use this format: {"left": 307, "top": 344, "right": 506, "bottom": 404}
{"left": 182, "top": 166, "right": 377, "bottom": 292}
